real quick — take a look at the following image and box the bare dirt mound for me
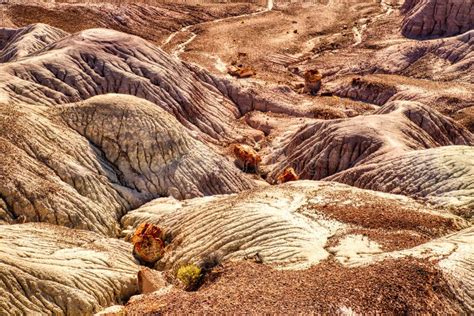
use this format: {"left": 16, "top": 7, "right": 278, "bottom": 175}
{"left": 369, "top": 30, "right": 474, "bottom": 82}
{"left": 0, "top": 23, "right": 68, "bottom": 62}
{"left": 401, "top": 0, "right": 474, "bottom": 38}
{"left": 0, "top": 27, "right": 263, "bottom": 145}
{"left": 125, "top": 257, "right": 465, "bottom": 314}
{"left": 59, "top": 94, "right": 257, "bottom": 199}
{"left": 0, "top": 223, "right": 139, "bottom": 315}
{"left": 335, "top": 226, "right": 474, "bottom": 311}
{"left": 264, "top": 100, "right": 473, "bottom": 183}
{"left": 325, "top": 74, "right": 474, "bottom": 131}
{"left": 0, "top": 94, "right": 256, "bottom": 235}
{"left": 259, "top": 100, "right": 473, "bottom": 212}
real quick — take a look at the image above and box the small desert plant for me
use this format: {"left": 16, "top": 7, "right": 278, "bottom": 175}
{"left": 198, "top": 252, "right": 223, "bottom": 272}
{"left": 176, "top": 264, "right": 202, "bottom": 291}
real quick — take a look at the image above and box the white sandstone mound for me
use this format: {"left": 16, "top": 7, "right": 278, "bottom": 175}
{"left": 0, "top": 94, "right": 256, "bottom": 235}
{"left": 0, "top": 223, "right": 139, "bottom": 315}
{"left": 330, "top": 145, "right": 474, "bottom": 212}
{"left": 122, "top": 181, "right": 464, "bottom": 270}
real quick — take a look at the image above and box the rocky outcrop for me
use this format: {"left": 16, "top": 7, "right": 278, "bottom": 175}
{"left": 122, "top": 181, "right": 465, "bottom": 270}
{"left": 0, "top": 223, "right": 139, "bottom": 315}
{"left": 401, "top": 0, "right": 474, "bottom": 38}
{"left": 232, "top": 144, "right": 261, "bottom": 172}
{"left": 303, "top": 69, "right": 323, "bottom": 95}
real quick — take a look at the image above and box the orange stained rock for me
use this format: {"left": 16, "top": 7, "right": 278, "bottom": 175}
{"left": 304, "top": 69, "right": 322, "bottom": 95}
{"left": 277, "top": 167, "right": 299, "bottom": 184}
{"left": 233, "top": 144, "right": 261, "bottom": 171}
{"left": 227, "top": 65, "right": 256, "bottom": 78}
{"left": 304, "top": 69, "right": 322, "bottom": 82}
{"left": 132, "top": 223, "right": 165, "bottom": 265}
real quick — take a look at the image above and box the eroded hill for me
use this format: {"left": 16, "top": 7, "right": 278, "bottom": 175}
{"left": 0, "top": 0, "right": 473, "bottom": 314}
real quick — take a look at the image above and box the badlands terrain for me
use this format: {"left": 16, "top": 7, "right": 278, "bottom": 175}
{"left": 0, "top": 0, "right": 473, "bottom": 314}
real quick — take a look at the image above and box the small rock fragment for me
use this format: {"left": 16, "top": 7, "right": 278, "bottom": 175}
{"left": 304, "top": 69, "right": 322, "bottom": 95}
{"left": 244, "top": 252, "right": 264, "bottom": 264}
{"left": 237, "top": 52, "right": 247, "bottom": 58}
{"left": 277, "top": 167, "right": 299, "bottom": 183}
{"left": 227, "top": 65, "right": 256, "bottom": 78}
{"left": 288, "top": 66, "right": 300, "bottom": 74}
{"left": 138, "top": 268, "right": 166, "bottom": 294}
{"left": 292, "top": 82, "right": 305, "bottom": 90}
{"left": 233, "top": 144, "right": 261, "bottom": 173}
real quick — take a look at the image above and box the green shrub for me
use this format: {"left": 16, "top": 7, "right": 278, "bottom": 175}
{"left": 176, "top": 264, "right": 202, "bottom": 290}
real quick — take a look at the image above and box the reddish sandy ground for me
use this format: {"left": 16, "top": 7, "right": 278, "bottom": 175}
{"left": 126, "top": 258, "right": 462, "bottom": 315}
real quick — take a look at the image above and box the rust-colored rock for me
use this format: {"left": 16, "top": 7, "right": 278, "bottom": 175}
{"left": 304, "top": 69, "right": 322, "bottom": 95}
{"left": 138, "top": 268, "right": 166, "bottom": 294}
{"left": 227, "top": 65, "right": 256, "bottom": 78}
{"left": 233, "top": 144, "right": 261, "bottom": 172}
{"left": 277, "top": 167, "right": 299, "bottom": 184}
{"left": 131, "top": 223, "right": 165, "bottom": 265}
